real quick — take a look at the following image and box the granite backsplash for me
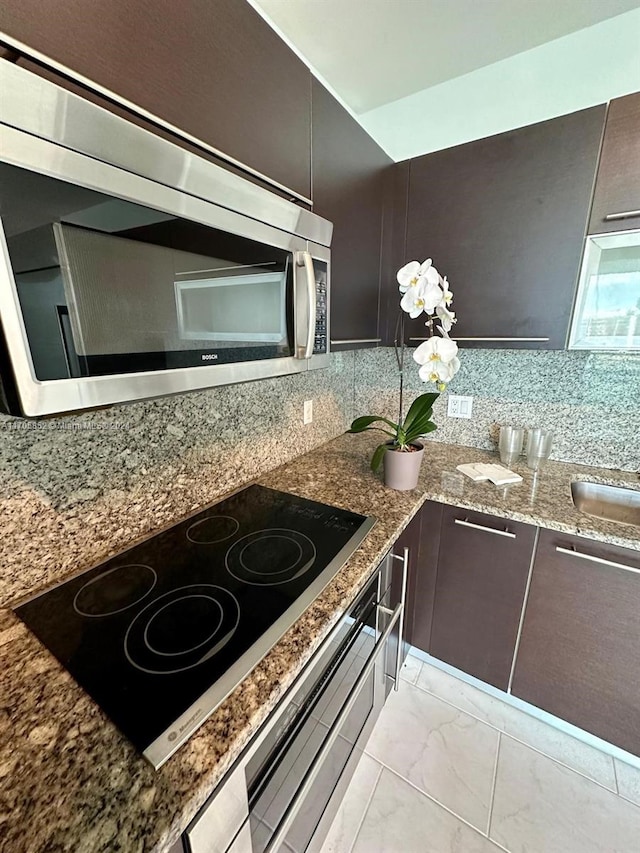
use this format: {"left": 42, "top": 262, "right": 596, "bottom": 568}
{"left": 1, "top": 346, "right": 638, "bottom": 607}
{"left": 355, "top": 347, "right": 640, "bottom": 473}
{"left": 0, "top": 353, "right": 355, "bottom": 608}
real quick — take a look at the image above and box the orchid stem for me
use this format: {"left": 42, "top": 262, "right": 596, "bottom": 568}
{"left": 394, "top": 312, "right": 405, "bottom": 426}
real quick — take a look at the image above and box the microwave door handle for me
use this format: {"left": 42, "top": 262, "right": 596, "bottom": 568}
{"left": 295, "top": 251, "right": 316, "bottom": 359}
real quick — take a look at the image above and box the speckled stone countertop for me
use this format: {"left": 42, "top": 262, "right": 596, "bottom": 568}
{"left": 1, "top": 434, "right": 638, "bottom": 853}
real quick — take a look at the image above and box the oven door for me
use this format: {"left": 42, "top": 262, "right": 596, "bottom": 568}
{"left": 186, "top": 552, "right": 406, "bottom": 853}
{"left": 245, "top": 593, "right": 380, "bottom": 853}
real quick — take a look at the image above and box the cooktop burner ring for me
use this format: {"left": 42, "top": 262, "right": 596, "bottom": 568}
{"left": 186, "top": 515, "right": 240, "bottom": 545}
{"left": 124, "top": 584, "right": 240, "bottom": 675}
{"left": 226, "top": 529, "right": 316, "bottom": 586}
{"left": 73, "top": 564, "right": 158, "bottom": 618}
{"left": 239, "top": 535, "right": 303, "bottom": 576}
{"left": 143, "top": 595, "right": 224, "bottom": 657}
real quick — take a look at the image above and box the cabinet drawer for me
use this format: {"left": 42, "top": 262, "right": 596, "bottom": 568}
{"left": 511, "top": 529, "right": 640, "bottom": 755}
{"left": 430, "top": 507, "right": 537, "bottom": 690}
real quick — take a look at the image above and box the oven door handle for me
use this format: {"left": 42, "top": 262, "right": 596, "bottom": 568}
{"left": 263, "top": 600, "right": 403, "bottom": 853}
{"left": 294, "top": 250, "right": 316, "bottom": 360}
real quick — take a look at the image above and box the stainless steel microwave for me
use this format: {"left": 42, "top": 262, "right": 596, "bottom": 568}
{"left": 0, "top": 61, "right": 332, "bottom": 417}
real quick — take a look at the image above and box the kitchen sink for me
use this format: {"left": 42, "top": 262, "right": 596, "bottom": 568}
{"left": 571, "top": 481, "right": 640, "bottom": 527}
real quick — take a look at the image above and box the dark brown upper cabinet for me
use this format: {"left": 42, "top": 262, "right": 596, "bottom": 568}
{"left": 0, "top": 0, "right": 312, "bottom": 199}
{"left": 311, "top": 80, "right": 392, "bottom": 349}
{"left": 379, "top": 162, "right": 411, "bottom": 346}
{"left": 588, "top": 92, "right": 640, "bottom": 234}
{"left": 429, "top": 506, "right": 537, "bottom": 690}
{"left": 394, "top": 106, "right": 606, "bottom": 349}
{"left": 511, "top": 529, "right": 640, "bottom": 756}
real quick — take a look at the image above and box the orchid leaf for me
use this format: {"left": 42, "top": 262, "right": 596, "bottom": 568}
{"left": 402, "top": 393, "right": 439, "bottom": 433}
{"left": 349, "top": 415, "right": 398, "bottom": 434}
{"left": 349, "top": 426, "right": 396, "bottom": 439}
{"left": 406, "top": 408, "right": 433, "bottom": 430}
{"left": 370, "top": 443, "right": 388, "bottom": 472}
{"left": 406, "top": 411, "right": 436, "bottom": 434}
{"left": 404, "top": 421, "right": 437, "bottom": 444}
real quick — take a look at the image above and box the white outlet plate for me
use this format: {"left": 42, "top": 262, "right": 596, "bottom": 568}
{"left": 447, "top": 395, "right": 473, "bottom": 418}
{"left": 303, "top": 400, "right": 313, "bottom": 424}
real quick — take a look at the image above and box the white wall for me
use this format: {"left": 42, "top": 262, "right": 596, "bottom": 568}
{"left": 358, "top": 8, "right": 640, "bottom": 162}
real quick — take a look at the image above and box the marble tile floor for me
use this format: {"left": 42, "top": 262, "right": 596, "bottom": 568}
{"left": 320, "top": 654, "right": 640, "bottom": 853}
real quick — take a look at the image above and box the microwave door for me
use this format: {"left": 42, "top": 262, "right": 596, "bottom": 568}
{"left": 53, "top": 222, "right": 176, "bottom": 367}
{"left": 51, "top": 222, "right": 297, "bottom": 377}
{"left": 174, "top": 266, "right": 288, "bottom": 346}
{"left": 0, "top": 82, "right": 329, "bottom": 417}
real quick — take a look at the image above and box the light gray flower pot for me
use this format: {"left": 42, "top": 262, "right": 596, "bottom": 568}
{"left": 383, "top": 442, "right": 424, "bottom": 490}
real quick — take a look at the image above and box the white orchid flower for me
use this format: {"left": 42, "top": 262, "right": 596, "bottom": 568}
{"left": 413, "top": 336, "right": 460, "bottom": 389}
{"left": 400, "top": 280, "right": 429, "bottom": 318}
{"left": 397, "top": 260, "right": 422, "bottom": 293}
{"left": 414, "top": 336, "right": 458, "bottom": 365}
{"left": 422, "top": 278, "right": 445, "bottom": 314}
{"left": 440, "top": 276, "right": 454, "bottom": 306}
{"left": 436, "top": 302, "right": 456, "bottom": 333}
{"left": 424, "top": 262, "right": 441, "bottom": 287}
{"left": 418, "top": 354, "right": 461, "bottom": 389}
{"left": 397, "top": 259, "right": 439, "bottom": 293}
{"left": 400, "top": 277, "right": 444, "bottom": 318}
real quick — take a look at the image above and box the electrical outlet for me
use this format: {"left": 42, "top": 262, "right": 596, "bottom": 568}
{"left": 303, "top": 399, "right": 313, "bottom": 424}
{"left": 447, "top": 395, "right": 473, "bottom": 418}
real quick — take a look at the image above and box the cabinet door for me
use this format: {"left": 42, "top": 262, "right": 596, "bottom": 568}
{"left": 379, "top": 161, "right": 411, "bottom": 346}
{"left": 405, "top": 500, "right": 443, "bottom": 654}
{"left": 402, "top": 106, "right": 606, "bottom": 348}
{"left": 387, "top": 507, "right": 425, "bottom": 671}
{"left": 511, "top": 529, "right": 640, "bottom": 755}
{"left": 430, "top": 507, "right": 537, "bottom": 690}
{"left": 0, "top": 0, "right": 312, "bottom": 199}
{"left": 589, "top": 93, "right": 640, "bottom": 234}
{"left": 311, "top": 80, "right": 392, "bottom": 349}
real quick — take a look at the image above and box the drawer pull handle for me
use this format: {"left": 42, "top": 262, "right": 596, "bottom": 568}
{"left": 555, "top": 546, "right": 640, "bottom": 575}
{"left": 603, "top": 209, "right": 640, "bottom": 222}
{"left": 455, "top": 518, "right": 516, "bottom": 538}
{"left": 409, "top": 337, "right": 550, "bottom": 342}
{"left": 330, "top": 338, "right": 382, "bottom": 345}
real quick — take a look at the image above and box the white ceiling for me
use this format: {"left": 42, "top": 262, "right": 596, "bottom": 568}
{"left": 252, "top": 0, "right": 640, "bottom": 114}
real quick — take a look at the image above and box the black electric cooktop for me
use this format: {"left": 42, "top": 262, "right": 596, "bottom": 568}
{"left": 16, "top": 485, "right": 375, "bottom": 767}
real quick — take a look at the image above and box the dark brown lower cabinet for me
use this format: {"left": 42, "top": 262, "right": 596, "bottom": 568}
{"left": 429, "top": 506, "right": 537, "bottom": 690}
{"left": 405, "top": 500, "right": 442, "bottom": 653}
{"left": 391, "top": 506, "right": 426, "bottom": 668}
{"left": 511, "top": 529, "right": 640, "bottom": 756}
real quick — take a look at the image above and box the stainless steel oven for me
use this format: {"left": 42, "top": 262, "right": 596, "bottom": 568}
{"left": 0, "top": 61, "right": 331, "bottom": 417}
{"left": 183, "top": 548, "right": 408, "bottom": 853}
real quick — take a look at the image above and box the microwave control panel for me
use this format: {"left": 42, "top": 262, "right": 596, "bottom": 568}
{"left": 313, "top": 269, "right": 328, "bottom": 355}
